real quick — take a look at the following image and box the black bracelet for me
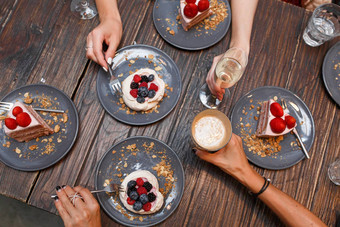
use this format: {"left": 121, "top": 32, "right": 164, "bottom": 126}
{"left": 249, "top": 177, "right": 270, "bottom": 197}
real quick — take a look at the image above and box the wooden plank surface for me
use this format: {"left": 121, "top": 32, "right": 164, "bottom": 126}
{"left": 0, "top": 0, "right": 339, "bottom": 226}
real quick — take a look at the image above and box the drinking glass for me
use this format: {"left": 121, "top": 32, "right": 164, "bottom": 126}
{"left": 328, "top": 159, "right": 340, "bottom": 185}
{"left": 71, "top": 0, "right": 97, "bottom": 20}
{"left": 303, "top": 3, "right": 340, "bottom": 47}
{"left": 199, "top": 47, "right": 248, "bottom": 109}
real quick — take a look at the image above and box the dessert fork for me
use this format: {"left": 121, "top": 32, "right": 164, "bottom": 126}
{"left": 107, "top": 60, "right": 122, "bottom": 96}
{"left": 281, "top": 99, "right": 310, "bottom": 159}
{"left": 50, "top": 183, "right": 124, "bottom": 199}
{"left": 0, "top": 101, "right": 64, "bottom": 113}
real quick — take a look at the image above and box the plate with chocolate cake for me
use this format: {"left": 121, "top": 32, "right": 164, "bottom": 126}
{"left": 0, "top": 84, "right": 79, "bottom": 171}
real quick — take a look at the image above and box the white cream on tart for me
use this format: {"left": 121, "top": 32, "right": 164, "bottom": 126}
{"left": 119, "top": 170, "right": 164, "bottom": 214}
{"left": 121, "top": 68, "right": 165, "bottom": 111}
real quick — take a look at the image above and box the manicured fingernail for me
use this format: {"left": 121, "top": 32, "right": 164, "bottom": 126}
{"left": 54, "top": 196, "right": 59, "bottom": 201}
{"left": 192, "top": 148, "right": 197, "bottom": 154}
{"left": 56, "top": 186, "right": 61, "bottom": 192}
{"left": 62, "top": 185, "right": 66, "bottom": 189}
{"left": 108, "top": 57, "right": 112, "bottom": 65}
{"left": 102, "top": 67, "right": 108, "bottom": 72}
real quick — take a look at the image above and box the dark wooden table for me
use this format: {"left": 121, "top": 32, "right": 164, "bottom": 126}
{"left": 0, "top": 0, "right": 339, "bottom": 226}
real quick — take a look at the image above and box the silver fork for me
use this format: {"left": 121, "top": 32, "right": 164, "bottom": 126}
{"left": 0, "top": 101, "right": 65, "bottom": 113}
{"left": 50, "top": 183, "right": 124, "bottom": 199}
{"left": 281, "top": 99, "right": 310, "bottom": 159}
{"left": 107, "top": 60, "right": 122, "bottom": 96}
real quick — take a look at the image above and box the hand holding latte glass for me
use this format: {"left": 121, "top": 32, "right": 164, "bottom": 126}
{"left": 200, "top": 47, "right": 248, "bottom": 109}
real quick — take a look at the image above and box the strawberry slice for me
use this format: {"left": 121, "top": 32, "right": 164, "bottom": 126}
{"left": 185, "top": 0, "right": 196, "bottom": 3}
{"left": 184, "top": 3, "right": 198, "bottom": 18}
{"left": 270, "top": 102, "right": 284, "bottom": 117}
{"left": 127, "top": 197, "right": 135, "bottom": 205}
{"left": 143, "top": 202, "right": 152, "bottom": 211}
{"left": 12, "top": 106, "right": 23, "bottom": 117}
{"left": 149, "top": 83, "right": 158, "bottom": 92}
{"left": 285, "top": 115, "right": 296, "bottom": 129}
{"left": 270, "top": 117, "right": 286, "bottom": 133}
{"left": 16, "top": 112, "right": 31, "bottom": 127}
{"left": 5, "top": 118, "right": 17, "bottom": 130}
{"left": 130, "top": 89, "right": 138, "bottom": 98}
{"left": 133, "top": 75, "right": 142, "bottom": 83}
{"left": 198, "top": 0, "right": 209, "bottom": 12}
{"left": 139, "top": 82, "right": 148, "bottom": 88}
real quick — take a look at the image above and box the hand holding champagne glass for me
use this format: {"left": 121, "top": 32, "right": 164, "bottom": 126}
{"left": 200, "top": 47, "right": 248, "bottom": 109}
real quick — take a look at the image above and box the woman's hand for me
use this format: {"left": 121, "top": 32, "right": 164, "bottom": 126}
{"left": 194, "top": 133, "right": 252, "bottom": 179}
{"left": 86, "top": 17, "right": 122, "bottom": 71}
{"left": 54, "top": 185, "right": 101, "bottom": 227}
{"left": 206, "top": 53, "right": 225, "bottom": 101}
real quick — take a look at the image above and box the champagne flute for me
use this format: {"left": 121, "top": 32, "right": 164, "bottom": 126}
{"left": 71, "top": 0, "right": 98, "bottom": 20}
{"left": 199, "top": 47, "right": 248, "bottom": 109}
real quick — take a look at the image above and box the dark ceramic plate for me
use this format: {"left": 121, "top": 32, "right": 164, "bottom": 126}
{"left": 153, "top": 0, "right": 231, "bottom": 50}
{"left": 0, "top": 84, "right": 79, "bottom": 171}
{"left": 96, "top": 44, "right": 182, "bottom": 126}
{"left": 230, "top": 86, "right": 315, "bottom": 170}
{"left": 95, "top": 136, "right": 185, "bottom": 227}
{"left": 322, "top": 41, "right": 340, "bottom": 106}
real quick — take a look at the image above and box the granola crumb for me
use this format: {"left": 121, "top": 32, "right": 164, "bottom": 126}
{"left": 54, "top": 125, "right": 60, "bottom": 133}
{"left": 29, "top": 145, "right": 38, "bottom": 151}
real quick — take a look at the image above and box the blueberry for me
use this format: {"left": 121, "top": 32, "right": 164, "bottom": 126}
{"left": 127, "top": 187, "right": 137, "bottom": 197}
{"left": 130, "top": 82, "right": 139, "bottom": 89}
{"left": 127, "top": 180, "right": 137, "bottom": 189}
{"left": 129, "top": 190, "right": 139, "bottom": 201}
{"left": 141, "top": 75, "right": 149, "bottom": 83}
{"left": 139, "top": 194, "right": 149, "bottom": 204}
{"left": 137, "top": 96, "right": 145, "bottom": 103}
{"left": 143, "top": 182, "right": 153, "bottom": 192}
{"left": 148, "top": 90, "right": 156, "bottom": 98}
{"left": 148, "top": 74, "right": 155, "bottom": 82}
{"left": 148, "top": 192, "right": 156, "bottom": 202}
{"left": 133, "top": 201, "right": 143, "bottom": 211}
{"left": 138, "top": 87, "right": 149, "bottom": 97}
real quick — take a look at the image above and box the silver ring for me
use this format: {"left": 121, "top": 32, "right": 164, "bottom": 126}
{"left": 85, "top": 46, "right": 93, "bottom": 51}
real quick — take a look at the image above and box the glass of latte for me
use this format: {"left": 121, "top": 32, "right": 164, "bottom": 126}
{"left": 191, "top": 109, "right": 232, "bottom": 153}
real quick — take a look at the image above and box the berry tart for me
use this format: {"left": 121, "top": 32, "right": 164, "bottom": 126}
{"left": 121, "top": 68, "right": 165, "bottom": 111}
{"left": 3, "top": 101, "right": 54, "bottom": 142}
{"left": 119, "top": 170, "right": 164, "bottom": 214}
{"left": 179, "top": 0, "right": 213, "bottom": 31}
{"left": 256, "top": 99, "right": 297, "bottom": 137}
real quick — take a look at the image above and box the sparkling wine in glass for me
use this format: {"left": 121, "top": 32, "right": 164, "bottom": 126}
{"left": 71, "top": 0, "right": 98, "bottom": 20}
{"left": 200, "top": 47, "right": 248, "bottom": 109}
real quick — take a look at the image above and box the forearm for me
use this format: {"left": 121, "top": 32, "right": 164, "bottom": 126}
{"left": 229, "top": 0, "right": 258, "bottom": 54}
{"left": 230, "top": 168, "right": 326, "bottom": 227}
{"left": 95, "top": 0, "right": 121, "bottom": 22}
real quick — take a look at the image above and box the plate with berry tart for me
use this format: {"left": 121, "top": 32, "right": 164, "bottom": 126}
{"left": 0, "top": 84, "right": 79, "bottom": 171}
{"left": 95, "top": 136, "right": 185, "bottom": 226}
{"left": 230, "top": 86, "right": 315, "bottom": 170}
{"left": 96, "top": 44, "right": 182, "bottom": 125}
{"left": 322, "top": 41, "right": 340, "bottom": 106}
{"left": 153, "top": 0, "right": 231, "bottom": 50}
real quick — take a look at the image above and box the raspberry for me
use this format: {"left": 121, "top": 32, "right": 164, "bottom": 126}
{"left": 198, "top": 0, "right": 209, "bottom": 12}
{"left": 127, "top": 197, "right": 135, "bottom": 205}
{"left": 285, "top": 115, "right": 296, "bottom": 129}
{"left": 184, "top": 3, "right": 198, "bottom": 18}
{"left": 149, "top": 83, "right": 158, "bottom": 92}
{"left": 270, "top": 117, "right": 286, "bottom": 133}
{"left": 16, "top": 112, "right": 31, "bottom": 127}
{"left": 133, "top": 75, "right": 141, "bottom": 83}
{"left": 136, "top": 178, "right": 144, "bottom": 186}
{"left": 5, "top": 118, "right": 17, "bottom": 130}
{"left": 130, "top": 89, "right": 138, "bottom": 98}
{"left": 143, "top": 202, "right": 151, "bottom": 211}
{"left": 143, "top": 182, "right": 153, "bottom": 192}
{"left": 139, "top": 82, "right": 148, "bottom": 88}
{"left": 148, "top": 192, "right": 156, "bottom": 202}
{"left": 137, "top": 187, "right": 147, "bottom": 195}
{"left": 12, "top": 106, "right": 23, "bottom": 117}
{"left": 270, "top": 102, "right": 284, "bottom": 117}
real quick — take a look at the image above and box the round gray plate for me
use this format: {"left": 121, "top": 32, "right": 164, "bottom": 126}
{"left": 230, "top": 86, "right": 315, "bottom": 170}
{"left": 153, "top": 0, "right": 231, "bottom": 50}
{"left": 95, "top": 136, "right": 185, "bottom": 227}
{"left": 0, "top": 84, "right": 79, "bottom": 171}
{"left": 96, "top": 44, "right": 182, "bottom": 126}
{"left": 322, "top": 41, "right": 340, "bottom": 106}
